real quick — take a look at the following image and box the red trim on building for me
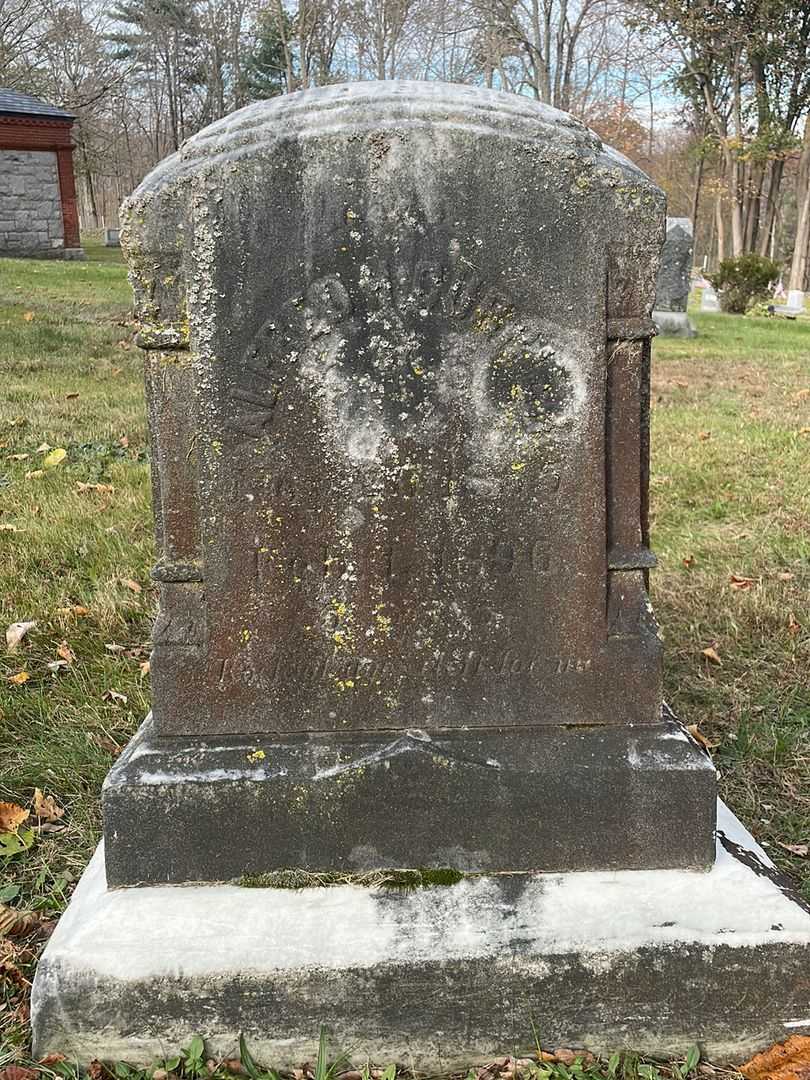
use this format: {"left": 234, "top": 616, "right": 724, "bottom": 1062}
{"left": 0, "top": 114, "right": 81, "bottom": 250}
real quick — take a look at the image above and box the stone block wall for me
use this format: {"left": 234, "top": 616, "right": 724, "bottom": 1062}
{"left": 0, "top": 149, "right": 64, "bottom": 256}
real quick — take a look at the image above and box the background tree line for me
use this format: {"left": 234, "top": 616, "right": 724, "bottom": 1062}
{"left": 1, "top": 0, "right": 809, "bottom": 286}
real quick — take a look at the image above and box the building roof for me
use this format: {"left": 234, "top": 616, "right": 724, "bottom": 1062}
{"left": 0, "top": 89, "right": 74, "bottom": 121}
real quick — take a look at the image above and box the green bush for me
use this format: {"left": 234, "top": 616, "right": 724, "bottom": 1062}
{"left": 710, "top": 254, "right": 780, "bottom": 314}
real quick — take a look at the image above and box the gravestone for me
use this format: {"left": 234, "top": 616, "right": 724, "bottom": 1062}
{"left": 99, "top": 79, "right": 716, "bottom": 886}
{"left": 653, "top": 217, "right": 696, "bottom": 336}
{"left": 701, "top": 283, "right": 720, "bottom": 312}
{"left": 32, "top": 83, "right": 810, "bottom": 1068}
{"left": 104, "top": 227, "right": 120, "bottom": 246}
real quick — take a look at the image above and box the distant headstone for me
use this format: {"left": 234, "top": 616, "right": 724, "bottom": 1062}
{"left": 100, "top": 81, "right": 714, "bottom": 887}
{"left": 701, "top": 284, "right": 720, "bottom": 312}
{"left": 104, "top": 227, "right": 120, "bottom": 246}
{"left": 32, "top": 82, "right": 810, "bottom": 1073}
{"left": 772, "top": 289, "right": 806, "bottom": 318}
{"left": 653, "top": 217, "right": 696, "bottom": 336}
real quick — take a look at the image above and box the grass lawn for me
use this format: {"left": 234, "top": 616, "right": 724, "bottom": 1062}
{"left": 0, "top": 253, "right": 808, "bottom": 1069}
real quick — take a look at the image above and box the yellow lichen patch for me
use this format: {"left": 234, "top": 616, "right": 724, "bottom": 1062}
{"left": 246, "top": 749, "right": 266, "bottom": 763}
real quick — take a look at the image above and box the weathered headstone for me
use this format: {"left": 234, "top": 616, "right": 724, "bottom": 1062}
{"left": 653, "top": 217, "right": 696, "bottom": 336}
{"left": 701, "top": 283, "right": 720, "bottom": 312}
{"left": 104, "top": 227, "right": 120, "bottom": 246}
{"left": 98, "top": 79, "right": 716, "bottom": 886}
{"left": 32, "top": 83, "right": 810, "bottom": 1068}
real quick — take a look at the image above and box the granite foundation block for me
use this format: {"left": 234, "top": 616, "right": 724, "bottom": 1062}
{"left": 102, "top": 713, "right": 717, "bottom": 886}
{"left": 32, "top": 803, "right": 810, "bottom": 1068}
{"left": 652, "top": 310, "right": 696, "bottom": 337}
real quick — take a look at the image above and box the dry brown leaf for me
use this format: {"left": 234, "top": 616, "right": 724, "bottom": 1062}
{"left": 33, "top": 789, "right": 64, "bottom": 822}
{"left": 65, "top": 392, "right": 79, "bottom": 400}
{"left": 56, "top": 640, "right": 75, "bottom": 664}
{"left": 123, "top": 578, "right": 142, "bottom": 594}
{"left": 730, "top": 574, "right": 756, "bottom": 590}
{"left": 8, "top": 453, "right": 28, "bottom": 461}
{"left": 105, "top": 642, "right": 126, "bottom": 654}
{"left": 788, "top": 612, "right": 801, "bottom": 635}
{"left": 0, "top": 902, "right": 41, "bottom": 938}
{"left": 223, "top": 1061, "right": 246, "bottom": 1076}
{"left": 76, "top": 482, "right": 114, "bottom": 495}
{"left": 6, "top": 620, "right": 36, "bottom": 651}
{"left": 740, "top": 1035, "right": 810, "bottom": 1080}
{"left": 687, "top": 723, "right": 721, "bottom": 751}
{"left": 777, "top": 841, "right": 808, "bottom": 857}
{"left": 7, "top": 671, "right": 30, "bottom": 685}
{"left": 87, "top": 1061, "right": 107, "bottom": 1080}
{"left": 119, "top": 435, "right": 129, "bottom": 448}
{"left": 139, "top": 659, "right": 151, "bottom": 675}
{"left": 38, "top": 1054, "right": 67, "bottom": 1067}
{"left": 91, "top": 733, "right": 123, "bottom": 756}
{"left": 682, "top": 555, "right": 695, "bottom": 568}
{"left": 22, "top": 311, "right": 34, "bottom": 322}
{"left": 0, "top": 1066, "right": 38, "bottom": 1080}
{"left": 55, "top": 605, "right": 89, "bottom": 617}
{"left": 0, "top": 802, "right": 28, "bottom": 832}
{"left": 702, "top": 645, "right": 722, "bottom": 665}
{"left": 698, "top": 430, "right": 712, "bottom": 440}
{"left": 103, "top": 689, "right": 128, "bottom": 705}
{"left": 550, "top": 1050, "right": 578, "bottom": 1066}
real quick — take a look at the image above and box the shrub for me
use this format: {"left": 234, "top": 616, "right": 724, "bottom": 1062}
{"left": 710, "top": 254, "right": 780, "bottom": 314}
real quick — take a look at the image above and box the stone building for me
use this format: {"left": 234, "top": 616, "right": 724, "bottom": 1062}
{"left": 0, "top": 89, "right": 83, "bottom": 258}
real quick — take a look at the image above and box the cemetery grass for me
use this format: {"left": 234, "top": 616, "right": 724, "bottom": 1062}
{"left": 0, "top": 256, "right": 808, "bottom": 1068}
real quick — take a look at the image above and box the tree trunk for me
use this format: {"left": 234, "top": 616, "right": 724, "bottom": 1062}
{"left": 758, "top": 159, "right": 785, "bottom": 257}
{"left": 691, "top": 151, "right": 704, "bottom": 236}
{"left": 789, "top": 121, "right": 810, "bottom": 291}
{"left": 715, "top": 192, "right": 726, "bottom": 265}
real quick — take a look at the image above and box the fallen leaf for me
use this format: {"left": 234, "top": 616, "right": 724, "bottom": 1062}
{"left": 687, "top": 723, "right": 721, "bottom": 751}
{"left": 119, "top": 435, "right": 129, "bottom": 448}
{"left": 5, "top": 620, "right": 36, "bottom": 651}
{"left": 682, "top": 555, "right": 695, "bottom": 568}
{"left": 8, "top": 453, "right": 28, "bottom": 461}
{"left": 0, "top": 902, "right": 42, "bottom": 938}
{"left": 87, "top": 1062, "right": 107, "bottom": 1080}
{"left": 701, "top": 646, "right": 722, "bottom": 665}
{"left": 788, "top": 612, "right": 801, "bottom": 635}
{"left": 65, "top": 392, "right": 80, "bottom": 400}
{"left": 123, "top": 578, "right": 142, "bottom": 594}
{"left": 33, "top": 789, "right": 64, "bottom": 822}
{"left": 55, "top": 605, "right": 90, "bottom": 617}
{"left": 24, "top": 470, "right": 43, "bottom": 480}
{"left": 47, "top": 660, "right": 69, "bottom": 673}
{"left": 730, "top": 574, "right": 756, "bottom": 590}
{"left": 22, "top": 311, "right": 34, "bottom": 322}
{"left": 105, "top": 642, "right": 126, "bottom": 654}
{"left": 56, "top": 640, "right": 75, "bottom": 664}
{"left": 0, "top": 1066, "right": 38, "bottom": 1080}
{"left": 38, "top": 1055, "right": 67, "bottom": 1067}
{"left": 0, "top": 803, "right": 28, "bottom": 832}
{"left": 7, "top": 671, "right": 30, "bottom": 685}
{"left": 139, "top": 659, "right": 151, "bottom": 675}
{"left": 800, "top": 427, "right": 810, "bottom": 436}
{"left": 36, "top": 443, "right": 51, "bottom": 453}
{"left": 698, "top": 430, "right": 712, "bottom": 440}
{"left": 777, "top": 842, "right": 808, "bottom": 857}
{"left": 42, "top": 447, "right": 67, "bottom": 468}
{"left": 76, "top": 482, "right": 114, "bottom": 495}
{"left": 91, "top": 733, "right": 122, "bottom": 756}
{"left": 740, "top": 1035, "right": 810, "bottom": 1080}
{"left": 103, "top": 689, "right": 128, "bottom": 705}
{"left": 0, "top": 827, "right": 35, "bottom": 856}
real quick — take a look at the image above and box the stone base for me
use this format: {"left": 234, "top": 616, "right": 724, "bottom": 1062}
{"left": 32, "top": 803, "right": 810, "bottom": 1067}
{"left": 62, "top": 247, "right": 87, "bottom": 260}
{"left": 652, "top": 310, "right": 697, "bottom": 337}
{"left": 102, "top": 714, "right": 716, "bottom": 885}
